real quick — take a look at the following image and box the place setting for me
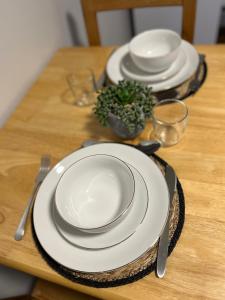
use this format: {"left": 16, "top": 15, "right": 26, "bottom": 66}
{"left": 29, "top": 142, "right": 184, "bottom": 288}
{"left": 106, "top": 29, "right": 207, "bottom": 100}
{"left": 62, "top": 29, "right": 207, "bottom": 108}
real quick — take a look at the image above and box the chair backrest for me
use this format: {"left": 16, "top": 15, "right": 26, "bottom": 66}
{"left": 81, "top": 0, "right": 197, "bottom": 45}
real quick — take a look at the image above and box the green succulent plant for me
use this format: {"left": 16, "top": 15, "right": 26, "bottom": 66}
{"left": 94, "top": 80, "right": 154, "bottom": 134}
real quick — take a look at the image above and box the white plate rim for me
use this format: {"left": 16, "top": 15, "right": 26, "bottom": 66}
{"left": 106, "top": 40, "right": 199, "bottom": 92}
{"left": 33, "top": 143, "right": 169, "bottom": 273}
{"left": 53, "top": 163, "right": 149, "bottom": 250}
{"left": 121, "top": 47, "right": 186, "bottom": 82}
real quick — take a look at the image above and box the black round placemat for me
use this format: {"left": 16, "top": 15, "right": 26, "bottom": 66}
{"left": 153, "top": 54, "right": 207, "bottom": 101}
{"left": 32, "top": 154, "right": 185, "bottom": 288}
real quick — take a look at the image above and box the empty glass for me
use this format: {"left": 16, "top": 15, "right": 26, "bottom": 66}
{"left": 62, "top": 70, "right": 97, "bottom": 107}
{"left": 151, "top": 99, "right": 188, "bottom": 147}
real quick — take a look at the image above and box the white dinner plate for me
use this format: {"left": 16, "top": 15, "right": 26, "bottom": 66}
{"left": 33, "top": 143, "right": 169, "bottom": 273}
{"left": 121, "top": 47, "right": 186, "bottom": 83}
{"left": 53, "top": 163, "right": 149, "bottom": 249}
{"left": 106, "top": 40, "right": 199, "bottom": 92}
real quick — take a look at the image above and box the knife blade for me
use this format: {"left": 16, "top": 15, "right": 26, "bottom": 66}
{"left": 156, "top": 164, "right": 177, "bottom": 278}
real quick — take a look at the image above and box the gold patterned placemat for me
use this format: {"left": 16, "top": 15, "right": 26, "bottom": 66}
{"left": 32, "top": 154, "right": 185, "bottom": 287}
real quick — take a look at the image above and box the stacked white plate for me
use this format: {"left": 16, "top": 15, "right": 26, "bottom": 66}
{"left": 106, "top": 40, "right": 199, "bottom": 93}
{"left": 33, "top": 143, "right": 169, "bottom": 273}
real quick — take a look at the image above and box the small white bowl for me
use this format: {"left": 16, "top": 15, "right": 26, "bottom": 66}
{"left": 129, "top": 29, "right": 181, "bottom": 73}
{"left": 55, "top": 154, "right": 135, "bottom": 233}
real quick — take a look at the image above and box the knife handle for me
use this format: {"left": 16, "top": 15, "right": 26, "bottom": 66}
{"left": 134, "top": 141, "right": 161, "bottom": 155}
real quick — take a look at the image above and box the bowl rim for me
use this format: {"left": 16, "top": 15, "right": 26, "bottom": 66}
{"left": 54, "top": 153, "right": 136, "bottom": 232}
{"left": 129, "top": 29, "right": 181, "bottom": 59}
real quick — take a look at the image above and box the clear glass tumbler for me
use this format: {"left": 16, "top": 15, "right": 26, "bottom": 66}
{"left": 151, "top": 99, "right": 188, "bottom": 147}
{"left": 62, "top": 70, "right": 97, "bottom": 107}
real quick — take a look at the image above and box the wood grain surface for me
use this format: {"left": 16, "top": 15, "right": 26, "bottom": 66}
{"left": 0, "top": 45, "right": 225, "bottom": 300}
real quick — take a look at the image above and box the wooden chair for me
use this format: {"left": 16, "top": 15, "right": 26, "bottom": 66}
{"left": 81, "top": 0, "right": 197, "bottom": 45}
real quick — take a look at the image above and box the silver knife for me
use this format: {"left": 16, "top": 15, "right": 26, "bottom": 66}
{"left": 156, "top": 164, "right": 177, "bottom": 278}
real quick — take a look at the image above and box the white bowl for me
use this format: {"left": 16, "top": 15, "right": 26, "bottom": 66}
{"left": 55, "top": 154, "right": 135, "bottom": 233}
{"left": 129, "top": 29, "right": 181, "bottom": 73}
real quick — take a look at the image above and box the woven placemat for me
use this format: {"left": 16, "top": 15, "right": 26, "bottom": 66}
{"left": 32, "top": 154, "right": 185, "bottom": 288}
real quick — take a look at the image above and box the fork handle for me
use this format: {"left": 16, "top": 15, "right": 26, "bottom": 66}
{"left": 14, "top": 182, "right": 41, "bottom": 241}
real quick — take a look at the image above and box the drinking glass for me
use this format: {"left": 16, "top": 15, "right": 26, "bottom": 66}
{"left": 62, "top": 70, "right": 97, "bottom": 107}
{"left": 151, "top": 99, "right": 188, "bottom": 147}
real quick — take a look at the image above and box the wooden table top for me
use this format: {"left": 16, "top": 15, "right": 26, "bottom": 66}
{"left": 1, "top": 45, "right": 225, "bottom": 300}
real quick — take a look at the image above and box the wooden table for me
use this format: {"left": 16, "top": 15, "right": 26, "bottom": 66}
{"left": 1, "top": 45, "right": 225, "bottom": 300}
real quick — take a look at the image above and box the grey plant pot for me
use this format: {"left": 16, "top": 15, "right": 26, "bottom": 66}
{"left": 108, "top": 112, "right": 143, "bottom": 139}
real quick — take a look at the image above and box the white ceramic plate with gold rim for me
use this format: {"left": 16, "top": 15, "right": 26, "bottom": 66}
{"left": 53, "top": 163, "right": 149, "bottom": 249}
{"left": 33, "top": 143, "right": 169, "bottom": 273}
{"left": 106, "top": 40, "right": 199, "bottom": 92}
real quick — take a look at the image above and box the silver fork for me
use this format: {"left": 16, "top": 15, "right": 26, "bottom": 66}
{"left": 15, "top": 155, "right": 51, "bottom": 241}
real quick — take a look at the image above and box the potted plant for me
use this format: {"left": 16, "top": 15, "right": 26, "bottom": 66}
{"left": 94, "top": 80, "right": 154, "bottom": 139}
